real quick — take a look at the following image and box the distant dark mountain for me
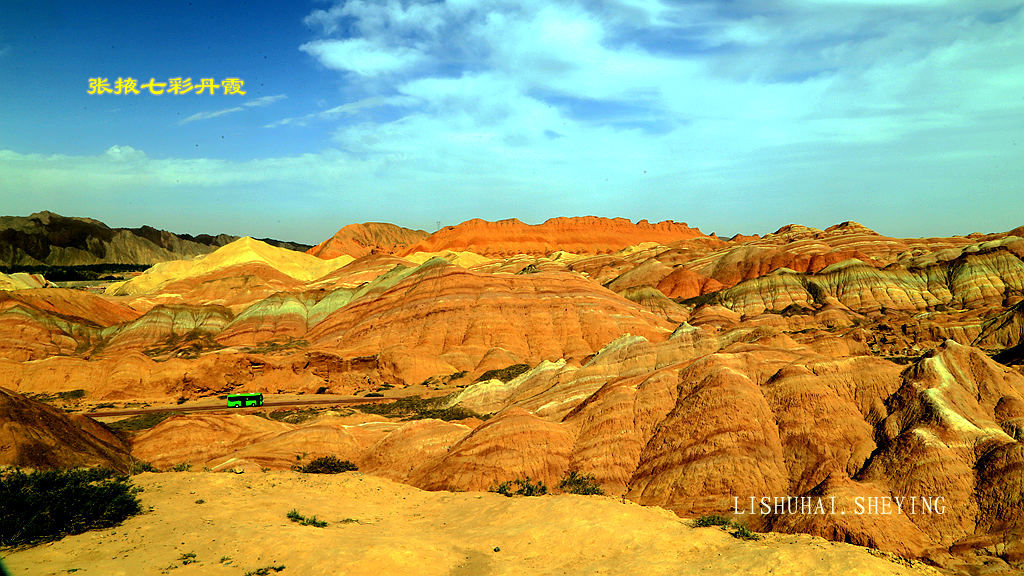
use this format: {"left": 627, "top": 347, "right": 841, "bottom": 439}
{"left": 254, "top": 237, "right": 314, "bottom": 253}
{"left": 0, "top": 211, "right": 311, "bottom": 268}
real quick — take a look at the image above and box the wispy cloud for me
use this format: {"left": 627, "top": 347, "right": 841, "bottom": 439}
{"left": 300, "top": 39, "right": 423, "bottom": 77}
{"left": 265, "top": 97, "right": 389, "bottom": 127}
{"left": 178, "top": 94, "right": 287, "bottom": 125}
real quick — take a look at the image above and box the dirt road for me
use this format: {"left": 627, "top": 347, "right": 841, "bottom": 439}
{"left": 82, "top": 396, "right": 399, "bottom": 418}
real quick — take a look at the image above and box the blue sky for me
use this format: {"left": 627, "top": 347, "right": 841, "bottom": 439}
{"left": 1, "top": 0, "right": 1022, "bottom": 244}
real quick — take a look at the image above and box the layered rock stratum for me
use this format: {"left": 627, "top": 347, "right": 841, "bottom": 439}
{"left": 2, "top": 216, "right": 1023, "bottom": 574}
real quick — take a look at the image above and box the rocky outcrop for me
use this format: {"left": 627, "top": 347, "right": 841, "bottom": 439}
{"left": 0, "top": 387, "right": 131, "bottom": 470}
{"left": 402, "top": 217, "right": 707, "bottom": 257}
{"left": 307, "top": 222, "right": 429, "bottom": 259}
{"left": 0, "top": 272, "right": 51, "bottom": 290}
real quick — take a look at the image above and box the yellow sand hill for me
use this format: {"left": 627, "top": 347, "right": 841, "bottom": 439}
{"left": 106, "top": 237, "right": 355, "bottom": 296}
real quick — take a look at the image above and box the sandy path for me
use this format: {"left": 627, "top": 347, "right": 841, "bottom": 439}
{"left": 4, "top": 471, "right": 941, "bottom": 576}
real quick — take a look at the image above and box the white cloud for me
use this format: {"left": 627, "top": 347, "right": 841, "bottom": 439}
{"left": 103, "top": 145, "right": 146, "bottom": 162}
{"left": 178, "top": 94, "right": 287, "bottom": 125}
{"left": 0, "top": 146, "right": 357, "bottom": 192}
{"left": 303, "top": 3, "right": 347, "bottom": 35}
{"left": 306, "top": 0, "right": 455, "bottom": 40}
{"left": 300, "top": 38, "right": 422, "bottom": 77}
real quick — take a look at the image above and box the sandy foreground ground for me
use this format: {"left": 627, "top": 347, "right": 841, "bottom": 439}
{"left": 4, "top": 471, "right": 943, "bottom": 576}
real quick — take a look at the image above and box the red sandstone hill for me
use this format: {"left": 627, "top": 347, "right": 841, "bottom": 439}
{"left": 307, "top": 222, "right": 429, "bottom": 259}
{"left": 0, "top": 387, "right": 131, "bottom": 470}
{"left": 400, "top": 217, "right": 707, "bottom": 257}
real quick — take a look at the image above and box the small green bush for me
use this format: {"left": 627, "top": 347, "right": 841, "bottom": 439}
{"left": 730, "top": 523, "right": 761, "bottom": 541}
{"left": 692, "top": 515, "right": 762, "bottom": 540}
{"left": 490, "top": 477, "right": 548, "bottom": 497}
{"left": 693, "top": 514, "right": 731, "bottom": 528}
{"left": 106, "top": 411, "right": 181, "bottom": 435}
{"left": 129, "top": 460, "right": 158, "bottom": 475}
{"left": 171, "top": 463, "right": 191, "bottom": 472}
{"left": 679, "top": 291, "right": 720, "bottom": 308}
{"left": 293, "top": 456, "right": 357, "bottom": 474}
{"left": 354, "top": 395, "right": 483, "bottom": 421}
{"left": 29, "top": 389, "right": 87, "bottom": 405}
{"left": 476, "top": 364, "right": 530, "bottom": 383}
{"left": 244, "top": 566, "right": 285, "bottom": 576}
{"left": 558, "top": 471, "right": 604, "bottom": 495}
{"left": 0, "top": 467, "right": 142, "bottom": 547}
{"left": 286, "top": 509, "right": 327, "bottom": 528}
{"left": 268, "top": 409, "right": 321, "bottom": 424}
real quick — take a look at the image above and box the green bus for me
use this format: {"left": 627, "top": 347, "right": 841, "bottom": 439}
{"left": 226, "top": 393, "right": 264, "bottom": 407}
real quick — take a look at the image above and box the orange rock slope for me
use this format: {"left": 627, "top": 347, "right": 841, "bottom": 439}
{"left": 307, "top": 222, "right": 429, "bottom": 259}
